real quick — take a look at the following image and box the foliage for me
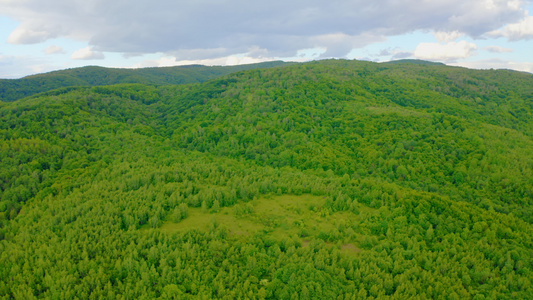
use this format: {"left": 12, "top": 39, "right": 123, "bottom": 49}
{"left": 0, "top": 61, "right": 291, "bottom": 102}
{"left": 0, "top": 59, "right": 532, "bottom": 298}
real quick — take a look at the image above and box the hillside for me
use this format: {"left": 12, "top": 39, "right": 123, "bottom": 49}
{"left": 383, "top": 59, "right": 446, "bottom": 66}
{"left": 0, "top": 61, "right": 290, "bottom": 102}
{"left": 0, "top": 59, "right": 532, "bottom": 298}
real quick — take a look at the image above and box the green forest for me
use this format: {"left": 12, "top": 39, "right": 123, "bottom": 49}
{"left": 0, "top": 59, "right": 532, "bottom": 299}
{"left": 0, "top": 61, "right": 290, "bottom": 102}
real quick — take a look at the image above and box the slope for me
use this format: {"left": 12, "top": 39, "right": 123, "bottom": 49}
{"left": 0, "top": 59, "right": 532, "bottom": 299}
{"left": 0, "top": 60, "right": 291, "bottom": 102}
{"left": 162, "top": 59, "right": 533, "bottom": 221}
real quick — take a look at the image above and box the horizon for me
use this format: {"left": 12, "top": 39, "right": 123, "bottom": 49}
{"left": 1, "top": 1, "right": 533, "bottom": 79}
{"left": 3, "top": 58, "right": 532, "bottom": 81}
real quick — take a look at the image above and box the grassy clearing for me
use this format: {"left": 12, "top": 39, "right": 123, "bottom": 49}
{"left": 159, "top": 194, "right": 368, "bottom": 254}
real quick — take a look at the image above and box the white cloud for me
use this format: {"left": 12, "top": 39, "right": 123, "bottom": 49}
{"left": 7, "top": 26, "right": 55, "bottom": 44}
{"left": 484, "top": 45, "right": 513, "bottom": 53}
{"left": 452, "top": 58, "right": 533, "bottom": 73}
{"left": 434, "top": 31, "right": 464, "bottom": 43}
{"left": 0, "top": 54, "right": 56, "bottom": 78}
{"left": 131, "top": 46, "right": 283, "bottom": 68}
{"left": 295, "top": 48, "right": 327, "bottom": 60}
{"left": 414, "top": 40, "right": 477, "bottom": 62}
{"left": 1, "top": 0, "right": 532, "bottom": 76}
{"left": 130, "top": 56, "right": 178, "bottom": 68}
{"left": 0, "top": 0, "right": 528, "bottom": 57}
{"left": 71, "top": 46, "right": 104, "bottom": 60}
{"left": 44, "top": 45, "right": 65, "bottom": 55}
{"left": 489, "top": 16, "right": 533, "bottom": 40}
{"left": 166, "top": 48, "right": 231, "bottom": 61}
{"left": 499, "top": 61, "right": 533, "bottom": 73}
{"left": 311, "top": 32, "right": 386, "bottom": 58}
{"left": 131, "top": 54, "right": 277, "bottom": 69}
{"left": 445, "top": 0, "right": 528, "bottom": 36}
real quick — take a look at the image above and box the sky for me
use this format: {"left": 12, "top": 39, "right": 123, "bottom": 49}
{"left": 1, "top": 0, "right": 533, "bottom": 79}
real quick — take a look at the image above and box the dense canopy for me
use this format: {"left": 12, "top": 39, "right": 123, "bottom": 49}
{"left": 1, "top": 59, "right": 532, "bottom": 299}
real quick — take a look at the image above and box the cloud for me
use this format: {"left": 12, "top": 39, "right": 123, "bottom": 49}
{"left": 7, "top": 26, "right": 56, "bottom": 44}
{"left": 166, "top": 48, "right": 231, "bottom": 61}
{"left": 44, "top": 45, "right": 65, "bottom": 55}
{"left": 0, "top": 54, "right": 14, "bottom": 68}
{"left": 391, "top": 51, "right": 413, "bottom": 60}
{"left": 414, "top": 40, "right": 477, "bottom": 62}
{"left": 373, "top": 47, "right": 413, "bottom": 60}
{"left": 71, "top": 46, "right": 104, "bottom": 60}
{"left": 484, "top": 45, "right": 513, "bottom": 53}
{"left": 451, "top": 58, "right": 533, "bottom": 73}
{"left": 311, "top": 32, "right": 387, "bottom": 58}
{"left": 488, "top": 16, "right": 533, "bottom": 40}
{"left": 434, "top": 31, "right": 464, "bottom": 43}
{"left": 0, "top": 0, "right": 528, "bottom": 59}
{"left": 443, "top": 1, "right": 527, "bottom": 36}
{"left": 0, "top": 54, "right": 55, "bottom": 78}
{"left": 131, "top": 54, "right": 277, "bottom": 69}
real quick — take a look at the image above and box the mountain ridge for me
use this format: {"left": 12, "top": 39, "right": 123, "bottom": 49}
{"left": 0, "top": 60, "right": 292, "bottom": 102}
{"left": 4, "top": 58, "right": 531, "bottom": 102}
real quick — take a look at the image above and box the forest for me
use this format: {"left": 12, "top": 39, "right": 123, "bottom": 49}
{"left": 0, "top": 59, "right": 532, "bottom": 299}
{"left": 0, "top": 61, "right": 290, "bottom": 102}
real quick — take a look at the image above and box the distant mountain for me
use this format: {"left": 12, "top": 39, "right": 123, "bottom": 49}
{"left": 0, "top": 61, "right": 292, "bottom": 102}
{"left": 383, "top": 59, "right": 446, "bottom": 66}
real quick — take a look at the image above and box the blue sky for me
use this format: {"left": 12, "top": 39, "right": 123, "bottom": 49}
{"left": 1, "top": 0, "right": 532, "bottom": 78}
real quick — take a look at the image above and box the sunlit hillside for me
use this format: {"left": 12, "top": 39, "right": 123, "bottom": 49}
{"left": 1, "top": 59, "right": 532, "bottom": 299}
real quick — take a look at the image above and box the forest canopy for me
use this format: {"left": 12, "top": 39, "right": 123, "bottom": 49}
{"left": 0, "top": 61, "right": 290, "bottom": 102}
{"left": 0, "top": 59, "right": 532, "bottom": 299}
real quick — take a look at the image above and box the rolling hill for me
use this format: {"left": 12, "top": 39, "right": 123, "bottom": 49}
{"left": 0, "top": 61, "right": 291, "bottom": 102}
{"left": 0, "top": 59, "right": 532, "bottom": 299}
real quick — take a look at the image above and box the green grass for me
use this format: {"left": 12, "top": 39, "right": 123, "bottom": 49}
{"left": 159, "top": 194, "right": 369, "bottom": 254}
